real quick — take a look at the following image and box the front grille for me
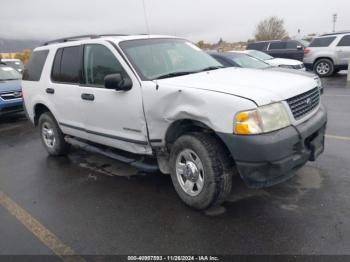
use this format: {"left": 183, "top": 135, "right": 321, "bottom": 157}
{"left": 287, "top": 87, "right": 320, "bottom": 119}
{"left": 0, "top": 91, "right": 22, "bottom": 100}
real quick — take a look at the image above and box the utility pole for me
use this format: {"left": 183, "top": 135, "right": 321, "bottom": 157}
{"left": 333, "top": 13, "right": 338, "bottom": 33}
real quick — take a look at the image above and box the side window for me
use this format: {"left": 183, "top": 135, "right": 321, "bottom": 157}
{"left": 51, "top": 48, "right": 63, "bottom": 82}
{"left": 309, "top": 37, "right": 336, "bottom": 47}
{"left": 83, "top": 44, "right": 126, "bottom": 87}
{"left": 22, "top": 50, "right": 49, "bottom": 81}
{"left": 247, "top": 42, "right": 266, "bottom": 51}
{"left": 60, "top": 46, "right": 81, "bottom": 83}
{"left": 337, "top": 35, "right": 350, "bottom": 46}
{"left": 51, "top": 46, "right": 81, "bottom": 84}
{"left": 269, "top": 42, "right": 287, "bottom": 50}
{"left": 286, "top": 41, "right": 298, "bottom": 49}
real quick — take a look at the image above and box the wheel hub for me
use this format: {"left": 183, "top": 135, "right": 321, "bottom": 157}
{"left": 42, "top": 123, "right": 56, "bottom": 148}
{"left": 183, "top": 161, "right": 199, "bottom": 182}
{"left": 175, "top": 149, "right": 205, "bottom": 197}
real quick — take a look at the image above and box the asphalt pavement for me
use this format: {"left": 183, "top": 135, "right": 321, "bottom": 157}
{"left": 0, "top": 73, "right": 350, "bottom": 260}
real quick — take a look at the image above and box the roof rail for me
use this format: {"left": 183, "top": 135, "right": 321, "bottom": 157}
{"left": 321, "top": 31, "right": 350, "bottom": 36}
{"left": 42, "top": 34, "right": 131, "bottom": 46}
{"left": 43, "top": 34, "right": 100, "bottom": 46}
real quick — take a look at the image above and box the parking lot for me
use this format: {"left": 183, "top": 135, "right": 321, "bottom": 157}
{"left": 0, "top": 73, "right": 350, "bottom": 258}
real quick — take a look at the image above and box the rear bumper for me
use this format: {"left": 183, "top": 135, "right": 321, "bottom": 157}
{"left": 217, "top": 105, "right": 327, "bottom": 188}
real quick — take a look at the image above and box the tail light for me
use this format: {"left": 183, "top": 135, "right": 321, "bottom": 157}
{"left": 304, "top": 48, "right": 311, "bottom": 55}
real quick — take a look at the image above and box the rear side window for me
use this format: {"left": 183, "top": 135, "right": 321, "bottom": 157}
{"left": 22, "top": 50, "right": 49, "bottom": 81}
{"left": 269, "top": 42, "right": 287, "bottom": 50}
{"left": 51, "top": 48, "right": 63, "bottom": 82}
{"left": 51, "top": 46, "right": 81, "bottom": 84}
{"left": 247, "top": 42, "right": 267, "bottom": 51}
{"left": 337, "top": 35, "right": 350, "bottom": 46}
{"left": 309, "top": 37, "right": 336, "bottom": 47}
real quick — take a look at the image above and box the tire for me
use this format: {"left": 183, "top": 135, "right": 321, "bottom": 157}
{"left": 169, "top": 133, "right": 233, "bottom": 210}
{"left": 313, "top": 58, "right": 334, "bottom": 77}
{"left": 38, "top": 112, "right": 70, "bottom": 156}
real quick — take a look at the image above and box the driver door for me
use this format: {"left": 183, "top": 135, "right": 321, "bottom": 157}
{"left": 79, "top": 42, "right": 151, "bottom": 155}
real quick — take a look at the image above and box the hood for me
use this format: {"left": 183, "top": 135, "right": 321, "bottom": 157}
{"left": 156, "top": 67, "right": 317, "bottom": 106}
{"left": 266, "top": 67, "right": 316, "bottom": 78}
{"left": 0, "top": 79, "right": 21, "bottom": 93}
{"left": 266, "top": 58, "right": 303, "bottom": 66}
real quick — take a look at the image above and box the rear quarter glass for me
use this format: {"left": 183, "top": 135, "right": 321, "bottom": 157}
{"left": 22, "top": 50, "right": 49, "bottom": 81}
{"left": 309, "top": 37, "right": 336, "bottom": 47}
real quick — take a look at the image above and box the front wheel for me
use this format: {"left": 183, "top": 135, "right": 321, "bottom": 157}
{"left": 169, "top": 133, "right": 233, "bottom": 210}
{"left": 313, "top": 58, "right": 334, "bottom": 77}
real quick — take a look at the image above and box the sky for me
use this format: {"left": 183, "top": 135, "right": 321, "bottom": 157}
{"left": 0, "top": 0, "right": 349, "bottom": 43}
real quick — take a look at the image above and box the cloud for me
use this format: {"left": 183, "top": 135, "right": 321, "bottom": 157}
{"left": 0, "top": 0, "right": 349, "bottom": 42}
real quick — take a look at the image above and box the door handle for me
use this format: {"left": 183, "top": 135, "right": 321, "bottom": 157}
{"left": 81, "top": 93, "right": 95, "bottom": 101}
{"left": 46, "top": 88, "right": 55, "bottom": 94}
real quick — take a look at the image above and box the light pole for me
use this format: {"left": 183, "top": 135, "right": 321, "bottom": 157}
{"left": 333, "top": 13, "right": 338, "bottom": 33}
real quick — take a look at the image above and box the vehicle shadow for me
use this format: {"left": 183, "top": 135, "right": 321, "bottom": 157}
{"left": 0, "top": 112, "right": 27, "bottom": 126}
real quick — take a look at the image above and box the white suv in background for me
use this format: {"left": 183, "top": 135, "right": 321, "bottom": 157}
{"left": 304, "top": 32, "right": 350, "bottom": 77}
{"left": 22, "top": 35, "right": 327, "bottom": 210}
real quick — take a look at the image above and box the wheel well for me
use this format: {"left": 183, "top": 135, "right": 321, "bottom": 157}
{"left": 164, "top": 119, "right": 232, "bottom": 158}
{"left": 34, "top": 104, "right": 50, "bottom": 126}
{"left": 314, "top": 57, "right": 334, "bottom": 66}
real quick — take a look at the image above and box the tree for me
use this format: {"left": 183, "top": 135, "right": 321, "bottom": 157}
{"left": 255, "top": 16, "right": 289, "bottom": 41}
{"left": 197, "top": 40, "right": 205, "bottom": 49}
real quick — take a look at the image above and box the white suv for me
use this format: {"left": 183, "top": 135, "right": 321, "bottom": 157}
{"left": 304, "top": 32, "right": 350, "bottom": 77}
{"left": 22, "top": 35, "right": 327, "bottom": 210}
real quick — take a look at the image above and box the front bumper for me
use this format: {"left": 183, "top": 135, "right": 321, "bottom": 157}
{"left": 0, "top": 100, "right": 23, "bottom": 116}
{"left": 217, "top": 105, "right": 327, "bottom": 188}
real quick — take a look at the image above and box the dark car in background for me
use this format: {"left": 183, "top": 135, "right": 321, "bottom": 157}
{"left": 209, "top": 51, "right": 323, "bottom": 94}
{"left": 0, "top": 65, "right": 23, "bottom": 116}
{"left": 246, "top": 39, "right": 309, "bottom": 61}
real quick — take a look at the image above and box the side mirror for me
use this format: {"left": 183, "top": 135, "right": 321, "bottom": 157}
{"left": 297, "top": 45, "right": 303, "bottom": 50}
{"left": 104, "top": 73, "right": 132, "bottom": 91}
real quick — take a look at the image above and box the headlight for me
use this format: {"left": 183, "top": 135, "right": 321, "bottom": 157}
{"left": 279, "top": 65, "right": 294, "bottom": 69}
{"left": 234, "top": 102, "right": 291, "bottom": 135}
{"left": 315, "top": 77, "right": 323, "bottom": 94}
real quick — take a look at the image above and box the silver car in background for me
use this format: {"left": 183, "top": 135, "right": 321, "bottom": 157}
{"left": 304, "top": 31, "right": 350, "bottom": 77}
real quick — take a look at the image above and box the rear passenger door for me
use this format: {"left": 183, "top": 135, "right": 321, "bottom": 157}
{"left": 336, "top": 35, "right": 350, "bottom": 65}
{"left": 79, "top": 42, "right": 151, "bottom": 155}
{"left": 49, "top": 45, "right": 88, "bottom": 139}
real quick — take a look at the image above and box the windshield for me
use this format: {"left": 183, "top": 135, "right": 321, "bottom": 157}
{"left": 0, "top": 66, "right": 21, "bottom": 80}
{"left": 3, "top": 61, "right": 24, "bottom": 71}
{"left": 119, "top": 38, "right": 222, "bottom": 80}
{"left": 246, "top": 50, "right": 273, "bottom": 61}
{"left": 298, "top": 39, "right": 310, "bottom": 47}
{"left": 230, "top": 54, "right": 270, "bottom": 69}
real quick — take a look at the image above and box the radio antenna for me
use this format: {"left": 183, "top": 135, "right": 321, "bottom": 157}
{"left": 142, "top": 0, "right": 150, "bottom": 35}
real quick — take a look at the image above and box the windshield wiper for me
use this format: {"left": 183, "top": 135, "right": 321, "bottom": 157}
{"left": 198, "top": 66, "right": 224, "bottom": 72}
{"left": 153, "top": 71, "right": 195, "bottom": 80}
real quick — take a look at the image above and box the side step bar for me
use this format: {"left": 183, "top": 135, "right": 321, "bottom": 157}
{"left": 65, "top": 137, "right": 159, "bottom": 173}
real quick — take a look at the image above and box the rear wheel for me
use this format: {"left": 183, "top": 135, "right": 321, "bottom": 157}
{"left": 169, "top": 133, "right": 233, "bottom": 210}
{"left": 313, "top": 58, "right": 334, "bottom": 77}
{"left": 38, "top": 112, "right": 70, "bottom": 156}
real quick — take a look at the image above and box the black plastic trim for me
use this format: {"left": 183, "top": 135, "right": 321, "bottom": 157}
{"left": 59, "top": 122, "right": 148, "bottom": 145}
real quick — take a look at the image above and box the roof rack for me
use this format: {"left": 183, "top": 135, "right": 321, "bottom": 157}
{"left": 42, "top": 34, "right": 129, "bottom": 46}
{"left": 321, "top": 31, "right": 350, "bottom": 36}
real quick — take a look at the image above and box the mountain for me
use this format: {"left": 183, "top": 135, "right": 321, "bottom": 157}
{"left": 0, "top": 38, "right": 43, "bottom": 52}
